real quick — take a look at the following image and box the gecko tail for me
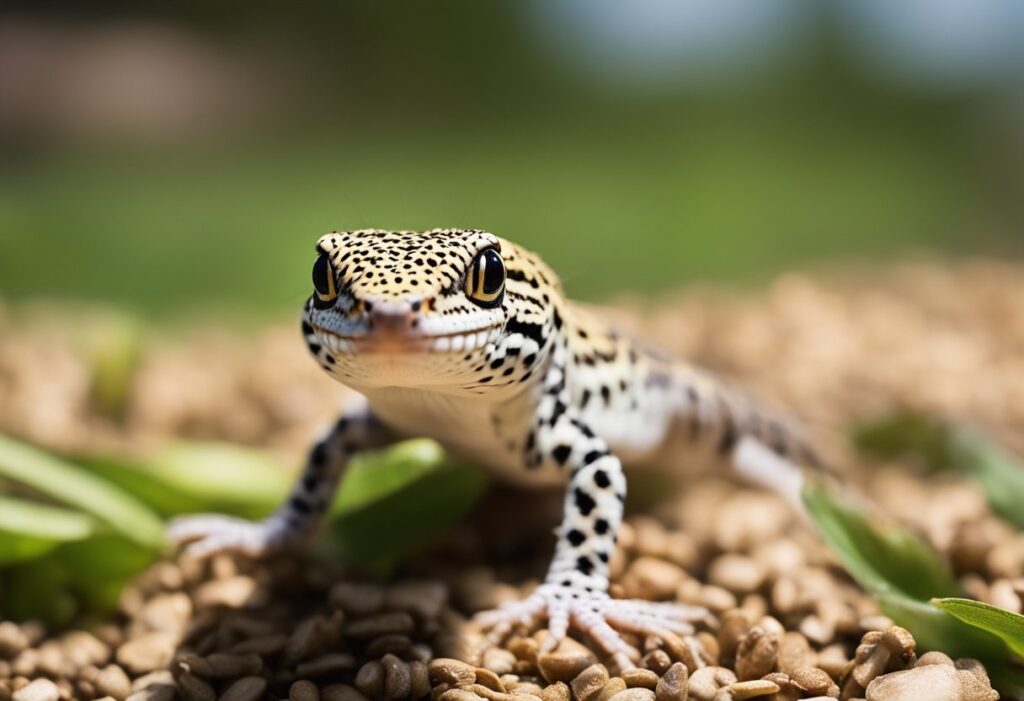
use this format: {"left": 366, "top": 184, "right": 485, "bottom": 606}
{"left": 731, "top": 435, "right": 809, "bottom": 513}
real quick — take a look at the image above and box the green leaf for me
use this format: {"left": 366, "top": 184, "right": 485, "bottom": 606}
{"left": 933, "top": 598, "right": 1024, "bottom": 658}
{"left": 332, "top": 439, "right": 448, "bottom": 516}
{"left": 802, "top": 480, "right": 959, "bottom": 600}
{"left": 0, "top": 496, "right": 97, "bottom": 565}
{"left": 853, "top": 412, "right": 1024, "bottom": 528}
{"left": 0, "top": 532, "right": 155, "bottom": 626}
{"left": 143, "top": 441, "right": 292, "bottom": 518}
{"left": 0, "top": 434, "right": 165, "bottom": 548}
{"left": 324, "top": 461, "right": 488, "bottom": 575}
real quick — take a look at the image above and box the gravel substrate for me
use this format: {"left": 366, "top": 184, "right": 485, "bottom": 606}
{"left": 1, "top": 260, "right": 1023, "bottom": 701}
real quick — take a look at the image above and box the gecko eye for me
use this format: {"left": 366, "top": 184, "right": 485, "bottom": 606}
{"left": 312, "top": 253, "right": 337, "bottom": 304}
{"left": 465, "top": 248, "right": 505, "bottom": 308}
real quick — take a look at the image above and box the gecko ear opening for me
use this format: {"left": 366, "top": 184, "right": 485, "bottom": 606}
{"left": 312, "top": 253, "right": 338, "bottom": 304}
{"left": 465, "top": 248, "right": 506, "bottom": 308}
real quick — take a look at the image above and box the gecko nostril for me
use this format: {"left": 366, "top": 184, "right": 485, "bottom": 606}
{"left": 364, "top": 301, "right": 374, "bottom": 313}
{"left": 410, "top": 300, "right": 422, "bottom": 313}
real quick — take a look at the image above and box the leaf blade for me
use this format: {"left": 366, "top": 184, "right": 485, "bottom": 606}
{"left": 0, "top": 434, "right": 164, "bottom": 547}
{"left": 933, "top": 597, "right": 1024, "bottom": 658}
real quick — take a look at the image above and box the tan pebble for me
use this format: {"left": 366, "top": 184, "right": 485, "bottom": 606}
{"left": 590, "top": 678, "right": 626, "bottom": 701}
{"left": 410, "top": 661, "right": 431, "bottom": 699}
{"left": 697, "top": 586, "right": 737, "bottom": 613}
{"left": 483, "top": 649, "right": 517, "bottom": 676}
{"left": 798, "top": 616, "right": 832, "bottom": 646}
{"left": 12, "top": 679, "right": 59, "bottom": 701}
{"left": 356, "top": 661, "right": 385, "bottom": 699}
{"left": 0, "top": 624, "right": 29, "bottom": 658}
{"left": 539, "top": 682, "right": 569, "bottom": 701}
{"left": 95, "top": 664, "right": 133, "bottom": 700}
{"left": 381, "top": 653, "right": 412, "bottom": 700}
{"left": 734, "top": 627, "right": 778, "bottom": 681}
{"left": 789, "top": 667, "right": 836, "bottom": 696}
{"left": 717, "top": 610, "right": 750, "bottom": 665}
{"left": 641, "top": 651, "right": 671, "bottom": 677}
{"left": 571, "top": 664, "right": 609, "bottom": 701}
{"left": 727, "top": 679, "right": 779, "bottom": 699}
{"left": 776, "top": 633, "right": 814, "bottom": 675}
{"left": 620, "top": 669, "right": 658, "bottom": 690}
{"left": 512, "top": 683, "right": 545, "bottom": 697}
{"left": 296, "top": 654, "right": 357, "bottom": 678}
{"left": 858, "top": 616, "right": 894, "bottom": 633}
{"left": 864, "top": 665, "right": 963, "bottom": 701}
{"left": 136, "top": 593, "right": 193, "bottom": 638}
{"left": 194, "top": 577, "right": 263, "bottom": 609}
{"left": 708, "top": 555, "right": 765, "bottom": 595}
{"left": 507, "top": 638, "right": 539, "bottom": 665}
{"left": 654, "top": 663, "right": 687, "bottom": 701}
{"left": 607, "top": 689, "right": 655, "bottom": 701}
{"left": 12, "top": 649, "right": 38, "bottom": 677}
{"left": 687, "top": 667, "right": 735, "bottom": 701}
{"left": 330, "top": 583, "right": 385, "bottom": 616}
{"left": 230, "top": 633, "right": 288, "bottom": 656}
{"left": 217, "top": 676, "right": 266, "bottom": 701}
{"left": 536, "top": 638, "right": 597, "bottom": 684}
{"left": 429, "top": 659, "right": 477, "bottom": 686}
{"left": 439, "top": 690, "right": 485, "bottom": 701}
{"left": 473, "top": 669, "right": 506, "bottom": 693}
{"left": 322, "top": 684, "right": 369, "bottom": 701}
{"left": 60, "top": 631, "right": 111, "bottom": 668}
{"left": 290, "top": 680, "right": 319, "bottom": 701}
{"left": 621, "top": 558, "right": 686, "bottom": 600}
{"left": 464, "top": 683, "right": 509, "bottom": 701}
{"left": 346, "top": 613, "right": 415, "bottom": 639}
{"left": 814, "top": 645, "right": 847, "bottom": 681}
{"left": 176, "top": 673, "right": 215, "bottom": 701}
{"left": 916, "top": 651, "right": 954, "bottom": 667}
{"left": 205, "top": 653, "right": 262, "bottom": 678}
{"left": 117, "top": 633, "right": 178, "bottom": 674}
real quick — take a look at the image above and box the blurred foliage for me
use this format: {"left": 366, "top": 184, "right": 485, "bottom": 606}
{"left": 0, "top": 434, "right": 487, "bottom": 625}
{"left": 854, "top": 412, "right": 1024, "bottom": 528}
{"left": 1, "top": 4, "right": 1023, "bottom": 317}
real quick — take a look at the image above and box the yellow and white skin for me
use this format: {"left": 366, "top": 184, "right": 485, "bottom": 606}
{"left": 170, "top": 229, "right": 823, "bottom": 668}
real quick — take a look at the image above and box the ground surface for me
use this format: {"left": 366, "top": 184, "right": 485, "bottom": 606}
{"left": 1, "top": 260, "right": 1023, "bottom": 701}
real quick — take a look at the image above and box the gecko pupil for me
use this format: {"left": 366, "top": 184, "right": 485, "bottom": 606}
{"left": 312, "top": 254, "right": 335, "bottom": 299}
{"left": 466, "top": 248, "right": 505, "bottom": 308}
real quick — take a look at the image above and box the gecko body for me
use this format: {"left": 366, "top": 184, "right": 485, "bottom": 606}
{"left": 171, "top": 229, "right": 822, "bottom": 664}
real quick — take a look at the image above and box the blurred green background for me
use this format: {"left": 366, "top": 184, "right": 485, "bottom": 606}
{"left": 1, "top": 1, "right": 1023, "bottom": 317}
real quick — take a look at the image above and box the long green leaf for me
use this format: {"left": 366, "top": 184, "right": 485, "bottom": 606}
{"left": 933, "top": 598, "right": 1024, "bottom": 658}
{"left": 802, "top": 480, "right": 959, "bottom": 600}
{"left": 0, "top": 496, "right": 97, "bottom": 565}
{"left": 0, "top": 435, "right": 164, "bottom": 547}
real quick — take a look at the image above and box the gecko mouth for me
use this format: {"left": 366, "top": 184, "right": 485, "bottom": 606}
{"left": 313, "top": 323, "right": 500, "bottom": 355}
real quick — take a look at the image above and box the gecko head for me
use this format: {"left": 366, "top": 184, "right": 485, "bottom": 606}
{"left": 302, "top": 229, "right": 555, "bottom": 394}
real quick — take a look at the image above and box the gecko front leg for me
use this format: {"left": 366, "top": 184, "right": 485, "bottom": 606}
{"left": 475, "top": 406, "right": 708, "bottom": 666}
{"left": 169, "top": 401, "right": 394, "bottom": 558}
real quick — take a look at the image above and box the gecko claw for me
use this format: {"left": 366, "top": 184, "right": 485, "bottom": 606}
{"left": 473, "top": 583, "right": 711, "bottom": 665}
{"left": 167, "top": 514, "right": 296, "bottom": 559}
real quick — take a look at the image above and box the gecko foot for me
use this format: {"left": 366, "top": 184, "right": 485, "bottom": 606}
{"left": 167, "top": 514, "right": 297, "bottom": 558}
{"left": 473, "top": 583, "right": 711, "bottom": 667}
